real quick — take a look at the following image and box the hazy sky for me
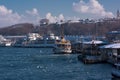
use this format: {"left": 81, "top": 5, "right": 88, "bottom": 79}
{"left": 0, "top": 0, "right": 119, "bottom": 27}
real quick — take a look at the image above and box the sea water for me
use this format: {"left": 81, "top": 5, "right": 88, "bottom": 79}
{"left": 0, "top": 47, "right": 112, "bottom": 80}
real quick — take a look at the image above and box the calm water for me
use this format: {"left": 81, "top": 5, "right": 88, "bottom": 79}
{"left": 0, "top": 47, "right": 112, "bottom": 80}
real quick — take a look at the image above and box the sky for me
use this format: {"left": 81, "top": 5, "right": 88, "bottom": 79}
{"left": 0, "top": 0, "right": 120, "bottom": 27}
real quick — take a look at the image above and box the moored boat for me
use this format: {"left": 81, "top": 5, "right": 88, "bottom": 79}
{"left": 112, "top": 63, "right": 120, "bottom": 79}
{"left": 13, "top": 33, "right": 59, "bottom": 48}
{"left": 78, "top": 40, "right": 107, "bottom": 64}
{"left": 100, "top": 43, "right": 120, "bottom": 64}
{"left": 0, "top": 35, "right": 13, "bottom": 47}
{"left": 99, "top": 42, "right": 120, "bottom": 79}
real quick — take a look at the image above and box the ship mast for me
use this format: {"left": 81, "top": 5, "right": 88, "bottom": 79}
{"left": 60, "top": 20, "right": 64, "bottom": 39}
{"left": 95, "top": 22, "right": 98, "bottom": 40}
{"left": 92, "top": 22, "right": 98, "bottom": 40}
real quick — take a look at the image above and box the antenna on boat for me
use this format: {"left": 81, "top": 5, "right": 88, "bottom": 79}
{"left": 93, "top": 22, "right": 98, "bottom": 41}
{"left": 95, "top": 22, "right": 98, "bottom": 40}
{"left": 60, "top": 20, "right": 64, "bottom": 39}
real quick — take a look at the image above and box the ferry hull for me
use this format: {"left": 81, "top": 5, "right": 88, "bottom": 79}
{"left": 53, "top": 48, "right": 72, "bottom": 54}
{"left": 13, "top": 44, "right": 55, "bottom": 48}
{"left": 112, "top": 69, "right": 120, "bottom": 79}
{"left": 78, "top": 55, "right": 105, "bottom": 64}
{"left": 112, "top": 73, "right": 120, "bottom": 80}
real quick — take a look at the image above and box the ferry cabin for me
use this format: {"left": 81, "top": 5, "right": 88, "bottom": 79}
{"left": 111, "top": 46, "right": 120, "bottom": 79}
{"left": 78, "top": 40, "right": 107, "bottom": 64}
{"left": 111, "top": 50, "right": 120, "bottom": 79}
{"left": 53, "top": 38, "right": 72, "bottom": 54}
{"left": 100, "top": 43, "right": 120, "bottom": 64}
{"left": 56, "top": 42, "right": 71, "bottom": 49}
{"left": 82, "top": 40, "right": 106, "bottom": 55}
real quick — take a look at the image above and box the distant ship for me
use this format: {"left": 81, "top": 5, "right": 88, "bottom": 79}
{"left": 13, "top": 33, "right": 60, "bottom": 48}
{"left": 0, "top": 35, "right": 13, "bottom": 47}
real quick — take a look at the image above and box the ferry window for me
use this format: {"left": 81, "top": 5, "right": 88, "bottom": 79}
{"left": 108, "top": 49, "right": 112, "bottom": 56}
{"left": 113, "top": 49, "right": 117, "bottom": 56}
{"left": 59, "top": 44, "right": 64, "bottom": 47}
{"left": 62, "top": 44, "right": 65, "bottom": 47}
{"left": 68, "top": 45, "right": 71, "bottom": 47}
{"left": 118, "top": 49, "right": 120, "bottom": 55}
{"left": 57, "top": 44, "right": 61, "bottom": 47}
{"left": 117, "top": 58, "right": 120, "bottom": 62}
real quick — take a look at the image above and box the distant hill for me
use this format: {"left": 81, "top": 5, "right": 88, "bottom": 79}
{"left": 0, "top": 20, "right": 120, "bottom": 36}
{"left": 0, "top": 23, "right": 35, "bottom": 35}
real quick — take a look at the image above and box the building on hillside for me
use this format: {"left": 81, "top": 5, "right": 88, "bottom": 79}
{"left": 40, "top": 19, "right": 49, "bottom": 26}
{"left": 106, "top": 31, "right": 120, "bottom": 43}
{"left": 117, "top": 10, "right": 120, "bottom": 19}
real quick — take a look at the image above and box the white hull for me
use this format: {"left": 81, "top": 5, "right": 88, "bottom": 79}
{"left": 53, "top": 48, "right": 72, "bottom": 54}
{"left": 13, "top": 39, "right": 56, "bottom": 48}
{"left": 13, "top": 43, "right": 55, "bottom": 48}
{"left": 0, "top": 42, "right": 12, "bottom": 47}
{"left": 84, "top": 55, "right": 100, "bottom": 60}
{"left": 5, "top": 43, "right": 12, "bottom": 46}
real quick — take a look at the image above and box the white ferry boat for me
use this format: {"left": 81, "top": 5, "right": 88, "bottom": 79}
{"left": 53, "top": 36, "right": 72, "bottom": 54}
{"left": 13, "top": 33, "right": 60, "bottom": 48}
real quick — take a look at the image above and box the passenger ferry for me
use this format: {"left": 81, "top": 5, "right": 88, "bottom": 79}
{"left": 13, "top": 33, "right": 60, "bottom": 48}
{"left": 53, "top": 36, "right": 72, "bottom": 54}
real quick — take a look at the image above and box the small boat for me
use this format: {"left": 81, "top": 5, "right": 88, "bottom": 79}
{"left": 0, "top": 35, "right": 13, "bottom": 47}
{"left": 2, "top": 40, "right": 13, "bottom": 46}
{"left": 53, "top": 37, "right": 72, "bottom": 54}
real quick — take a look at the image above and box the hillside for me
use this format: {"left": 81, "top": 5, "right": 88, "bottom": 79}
{"left": 0, "top": 20, "right": 120, "bottom": 36}
{"left": 0, "top": 23, "right": 35, "bottom": 35}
